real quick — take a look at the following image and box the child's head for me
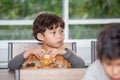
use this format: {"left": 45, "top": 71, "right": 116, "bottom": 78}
{"left": 97, "top": 23, "right": 120, "bottom": 60}
{"left": 96, "top": 23, "right": 120, "bottom": 80}
{"left": 33, "top": 12, "right": 65, "bottom": 41}
{"left": 32, "top": 12, "right": 65, "bottom": 48}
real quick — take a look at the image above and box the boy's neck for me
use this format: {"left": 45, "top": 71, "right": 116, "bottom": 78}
{"left": 42, "top": 44, "right": 66, "bottom": 51}
{"left": 42, "top": 44, "right": 57, "bottom": 51}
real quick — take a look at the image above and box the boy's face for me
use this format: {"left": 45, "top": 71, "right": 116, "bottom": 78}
{"left": 39, "top": 26, "right": 64, "bottom": 48}
{"left": 102, "top": 58, "right": 120, "bottom": 80}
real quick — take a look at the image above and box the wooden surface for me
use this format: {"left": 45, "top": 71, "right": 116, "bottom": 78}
{"left": 20, "top": 68, "right": 86, "bottom": 80}
{"left": 0, "top": 69, "right": 14, "bottom": 80}
{"left": 0, "top": 68, "right": 86, "bottom": 80}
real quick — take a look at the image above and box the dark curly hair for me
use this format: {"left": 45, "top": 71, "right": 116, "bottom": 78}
{"left": 97, "top": 23, "right": 120, "bottom": 61}
{"left": 32, "top": 12, "right": 65, "bottom": 41}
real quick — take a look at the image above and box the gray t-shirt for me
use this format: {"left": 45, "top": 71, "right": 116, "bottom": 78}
{"left": 8, "top": 48, "right": 85, "bottom": 70}
{"left": 82, "top": 60, "right": 110, "bottom": 80}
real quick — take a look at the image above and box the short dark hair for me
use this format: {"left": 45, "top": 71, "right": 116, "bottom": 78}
{"left": 32, "top": 12, "right": 65, "bottom": 41}
{"left": 97, "top": 23, "right": 120, "bottom": 61}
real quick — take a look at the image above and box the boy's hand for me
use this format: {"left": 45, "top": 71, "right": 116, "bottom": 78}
{"left": 23, "top": 46, "right": 46, "bottom": 59}
{"left": 47, "top": 49, "right": 66, "bottom": 58}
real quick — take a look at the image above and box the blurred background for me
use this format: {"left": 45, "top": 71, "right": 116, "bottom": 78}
{"left": 0, "top": 0, "right": 120, "bottom": 68}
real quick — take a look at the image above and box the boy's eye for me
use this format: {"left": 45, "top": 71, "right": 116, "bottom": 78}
{"left": 51, "top": 32, "right": 56, "bottom": 34}
{"left": 61, "top": 30, "right": 64, "bottom": 33}
{"left": 61, "top": 30, "right": 63, "bottom": 32}
{"left": 106, "top": 62, "right": 112, "bottom": 66}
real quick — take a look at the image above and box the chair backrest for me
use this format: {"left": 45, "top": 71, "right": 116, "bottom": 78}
{"left": 91, "top": 41, "right": 96, "bottom": 63}
{"left": 8, "top": 42, "right": 76, "bottom": 61}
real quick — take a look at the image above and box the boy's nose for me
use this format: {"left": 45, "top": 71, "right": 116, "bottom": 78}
{"left": 112, "top": 67, "right": 119, "bottom": 75}
{"left": 57, "top": 32, "right": 62, "bottom": 38}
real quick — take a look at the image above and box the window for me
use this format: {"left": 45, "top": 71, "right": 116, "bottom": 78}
{"left": 69, "top": 24, "right": 104, "bottom": 39}
{"left": 0, "top": 0, "right": 63, "bottom": 40}
{"left": 0, "top": 0, "right": 120, "bottom": 40}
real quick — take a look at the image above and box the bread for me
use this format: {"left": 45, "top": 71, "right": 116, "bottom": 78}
{"left": 22, "top": 54, "right": 71, "bottom": 69}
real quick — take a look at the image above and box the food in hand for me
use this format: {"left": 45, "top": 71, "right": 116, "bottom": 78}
{"left": 22, "top": 54, "right": 71, "bottom": 69}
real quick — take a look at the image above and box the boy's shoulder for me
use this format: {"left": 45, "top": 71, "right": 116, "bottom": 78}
{"left": 84, "top": 60, "right": 110, "bottom": 80}
{"left": 58, "top": 45, "right": 70, "bottom": 50}
{"left": 87, "top": 60, "right": 104, "bottom": 71}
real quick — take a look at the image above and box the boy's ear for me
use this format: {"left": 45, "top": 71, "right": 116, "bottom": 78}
{"left": 37, "top": 33, "right": 44, "bottom": 41}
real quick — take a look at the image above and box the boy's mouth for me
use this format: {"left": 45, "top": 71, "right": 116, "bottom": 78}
{"left": 112, "top": 77, "right": 120, "bottom": 80}
{"left": 57, "top": 41, "right": 63, "bottom": 44}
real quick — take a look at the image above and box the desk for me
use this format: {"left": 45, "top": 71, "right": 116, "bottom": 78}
{"left": 0, "top": 69, "right": 86, "bottom": 80}
{"left": 0, "top": 69, "right": 14, "bottom": 80}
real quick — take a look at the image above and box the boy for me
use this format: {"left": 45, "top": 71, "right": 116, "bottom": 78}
{"left": 82, "top": 23, "right": 120, "bottom": 80}
{"left": 8, "top": 12, "right": 85, "bottom": 70}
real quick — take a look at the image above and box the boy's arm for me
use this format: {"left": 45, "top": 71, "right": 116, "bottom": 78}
{"left": 8, "top": 52, "right": 26, "bottom": 70}
{"left": 64, "top": 48, "right": 85, "bottom": 68}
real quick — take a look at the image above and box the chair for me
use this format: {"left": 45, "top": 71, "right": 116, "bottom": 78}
{"left": 8, "top": 41, "right": 86, "bottom": 80}
{"left": 8, "top": 42, "right": 77, "bottom": 61}
{"left": 91, "top": 41, "right": 96, "bottom": 63}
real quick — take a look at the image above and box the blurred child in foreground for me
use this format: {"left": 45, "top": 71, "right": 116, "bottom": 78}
{"left": 83, "top": 23, "right": 120, "bottom": 80}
